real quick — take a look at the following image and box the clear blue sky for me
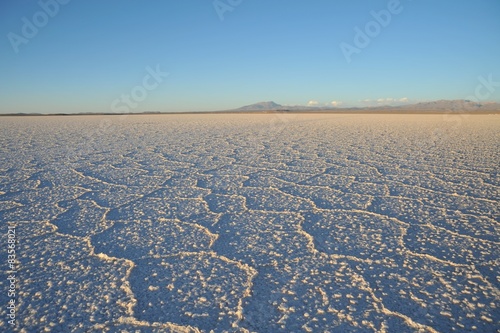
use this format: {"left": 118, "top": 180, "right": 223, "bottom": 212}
{"left": 1, "top": 0, "right": 499, "bottom": 113}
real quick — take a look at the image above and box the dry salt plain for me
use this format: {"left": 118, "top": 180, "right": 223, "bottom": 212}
{"left": 0, "top": 113, "right": 499, "bottom": 333}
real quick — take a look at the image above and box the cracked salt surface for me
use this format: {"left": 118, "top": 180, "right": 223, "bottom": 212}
{"left": 0, "top": 114, "right": 499, "bottom": 332}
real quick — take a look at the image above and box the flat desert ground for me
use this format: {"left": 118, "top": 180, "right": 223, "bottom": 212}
{"left": 0, "top": 114, "right": 499, "bottom": 332}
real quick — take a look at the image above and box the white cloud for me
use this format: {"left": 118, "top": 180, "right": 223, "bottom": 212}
{"left": 330, "top": 101, "right": 342, "bottom": 107}
{"left": 360, "top": 97, "right": 411, "bottom": 106}
{"left": 376, "top": 98, "right": 395, "bottom": 104}
{"left": 307, "top": 100, "right": 319, "bottom": 106}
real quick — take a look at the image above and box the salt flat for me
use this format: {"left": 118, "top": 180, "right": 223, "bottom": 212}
{"left": 0, "top": 114, "right": 499, "bottom": 332}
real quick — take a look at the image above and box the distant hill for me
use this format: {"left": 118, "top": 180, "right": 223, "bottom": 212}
{"left": 2, "top": 100, "right": 499, "bottom": 116}
{"left": 235, "top": 101, "right": 319, "bottom": 111}
{"left": 234, "top": 99, "right": 500, "bottom": 113}
{"left": 397, "top": 100, "right": 500, "bottom": 112}
{"left": 237, "top": 101, "right": 283, "bottom": 111}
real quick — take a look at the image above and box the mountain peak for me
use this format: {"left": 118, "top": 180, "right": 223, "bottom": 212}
{"left": 237, "top": 101, "right": 282, "bottom": 111}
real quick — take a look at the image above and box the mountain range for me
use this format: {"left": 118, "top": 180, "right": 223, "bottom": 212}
{"left": 3, "top": 100, "right": 499, "bottom": 116}
{"left": 234, "top": 100, "right": 500, "bottom": 112}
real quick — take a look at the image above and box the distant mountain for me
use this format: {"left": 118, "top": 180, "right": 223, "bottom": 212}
{"left": 236, "top": 101, "right": 284, "bottom": 111}
{"left": 398, "top": 99, "right": 500, "bottom": 111}
{"left": 234, "top": 99, "right": 500, "bottom": 112}
{"left": 3, "top": 100, "right": 499, "bottom": 117}
{"left": 235, "top": 101, "right": 320, "bottom": 111}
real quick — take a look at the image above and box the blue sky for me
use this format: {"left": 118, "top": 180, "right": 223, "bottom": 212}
{"left": 1, "top": 0, "right": 500, "bottom": 113}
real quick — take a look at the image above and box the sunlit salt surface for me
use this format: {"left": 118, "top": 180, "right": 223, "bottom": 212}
{"left": 0, "top": 114, "right": 498, "bottom": 332}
